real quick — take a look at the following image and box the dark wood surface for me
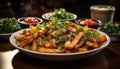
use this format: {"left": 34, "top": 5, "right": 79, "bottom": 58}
{"left": 0, "top": 39, "right": 120, "bottom": 69}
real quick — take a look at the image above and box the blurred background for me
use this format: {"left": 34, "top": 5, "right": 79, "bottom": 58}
{"left": 0, "top": 0, "right": 120, "bottom": 22}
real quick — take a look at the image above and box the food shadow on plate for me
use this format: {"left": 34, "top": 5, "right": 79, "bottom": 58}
{"left": 12, "top": 52, "right": 108, "bottom": 69}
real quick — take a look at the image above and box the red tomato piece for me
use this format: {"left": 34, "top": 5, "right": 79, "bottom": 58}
{"left": 23, "top": 17, "right": 39, "bottom": 24}
{"left": 80, "top": 19, "right": 97, "bottom": 25}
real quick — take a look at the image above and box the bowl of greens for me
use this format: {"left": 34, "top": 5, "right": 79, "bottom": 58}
{"left": 0, "top": 17, "right": 21, "bottom": 40}
{"left": 42, "top": 8, "right": 77, "bottom": 21}
{"left": 100, "top": 22, "right": 120, "bottom": 41}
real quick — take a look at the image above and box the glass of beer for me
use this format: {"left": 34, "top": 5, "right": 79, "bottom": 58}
{"left": 90, "top": 5, "right": 115, "bottom": 26}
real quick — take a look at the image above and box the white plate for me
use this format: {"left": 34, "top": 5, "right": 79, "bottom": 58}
{"left": 10, "top": 28, "right": 110, "bottom": 61}
{"left": 42, "top": 12, "right": 77, "bottom": 21}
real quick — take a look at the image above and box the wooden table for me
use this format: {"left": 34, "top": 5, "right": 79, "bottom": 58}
{"left": 0, "top": 40, "right": 120, "bottom": 69}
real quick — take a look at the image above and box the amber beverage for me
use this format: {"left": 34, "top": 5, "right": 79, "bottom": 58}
{"left": 90, "top": 5, "right": 115, "bottom": 26}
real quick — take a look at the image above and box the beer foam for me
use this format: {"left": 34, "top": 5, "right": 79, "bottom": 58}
{"left": 91, "top": 6, "right": 115, "bottom": 10}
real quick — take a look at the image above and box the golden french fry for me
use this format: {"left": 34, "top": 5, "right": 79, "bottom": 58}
{"left": 40, "top": 29, "right": 48, "bottom": 34}
{"left": 48, "top": 23, "right": 54, "bottom": 29}
{"left": 64, "top": 40, "right": 71, "bottom": 48}
{"left": 29, "top": 24, "right": 34, "bottom": 29}
{"left": 88, "top": 36, "right": 103, "bottom": 44}
{"left": 33, "top": 32, "right": 38, "bottom": 39}
{"left": 66, "top": 27, "right": 76, "bottom": 32}
{"left": 83, "top": 25, "right": 89, "bottom": 31}
{"left": 74, "top": 24, "right": 81, "bottom": 29}
{"left": 72, "top": 33, "right": 77, "bottom": 38}
{"left": 74, "top": 40, "right": 85, "bottom": 49}
{"left": 78, "top": 48, "right": 88, "bottom": 52}
{"left": 37, "top": 37, "right": 43, "bottom": 46}
{"left": 86, "top": 41, "right": 99, "bottom": 48}
{"left": 32, "top": 40, "right": 37, "bottom": 51}
{"left": 99, "top": 35, "right": 107, "bottom": 43}
{"left": 37, "top": 47, "right": 64, "bottom": 53}
{"left": 37, "top": 36, "right": 42, "bottom": 41}
{"left": 43, "top": 41, "right": 51, "bottom": 48}
{"left": 18, "top": 36, "right": 33, "bottom": 47}
{"left": 14, "top": 35, "right": 25, "bottom": 40}
{"left": 24, "top": 30, "right": 31, "bottom": 36}
{"left": 49, "top": 41, "right": 56, "bottom": 48}
{"left": 67, "top": 32, "right": 84, "bottom": 49}
{"left": 29, "top": 24, "right": 37, "bottom": 33}
{"left": 43, "top": 41, "right": 55, "bottom": 48}
{"left": 51, "top": 29, "right": 62, "bottom": 37}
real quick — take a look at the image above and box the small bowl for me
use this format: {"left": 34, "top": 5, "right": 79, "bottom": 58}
{"left": 108, "top": 33, "right": 120, "bottom": 42}
{"left": 75, "top": 18, "right": 102, "bottom": 29}
{"left": 0, "top": 33, "right": 12, "bottom": 40}
{"left": 42, "top": 12, "right": 77, "bottom": 21}
{"left": 17, "top": 17, "right": 43, "bottom": 28}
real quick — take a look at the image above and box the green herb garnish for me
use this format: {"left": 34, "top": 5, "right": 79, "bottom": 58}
{"left": 0, "top": 17, "right": 21, "bottom": 33}
{"left": 49, "top": 8, "right": 74, "bottom": 20}
{"left": 101, "top": 22, "right": 120, "bottom": 34}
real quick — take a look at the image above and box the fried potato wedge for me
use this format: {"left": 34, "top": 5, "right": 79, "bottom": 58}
{"left": 67, "top": 32, "right": 84, "bottom": 49}
{"left": 18, "top": 36, "right": 33, "bottom": 47}
{"left": 38, "top": 47, "right": 65, "bottom": 53}
{"left": 14, "top": 35, "right": 26, "bottom": 40}
{"left": 86, "top": 41, "right": 99, "bottom": 48}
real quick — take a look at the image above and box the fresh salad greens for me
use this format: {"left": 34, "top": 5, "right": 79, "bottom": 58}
{"left": 101, "top": 22, "right": 120, "bottom": 34}
{"left": 0, "top": 17, "right": 21, "bottom": 33}
{"left": 49, "top": 8, "right": 74, "bottom": 20}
